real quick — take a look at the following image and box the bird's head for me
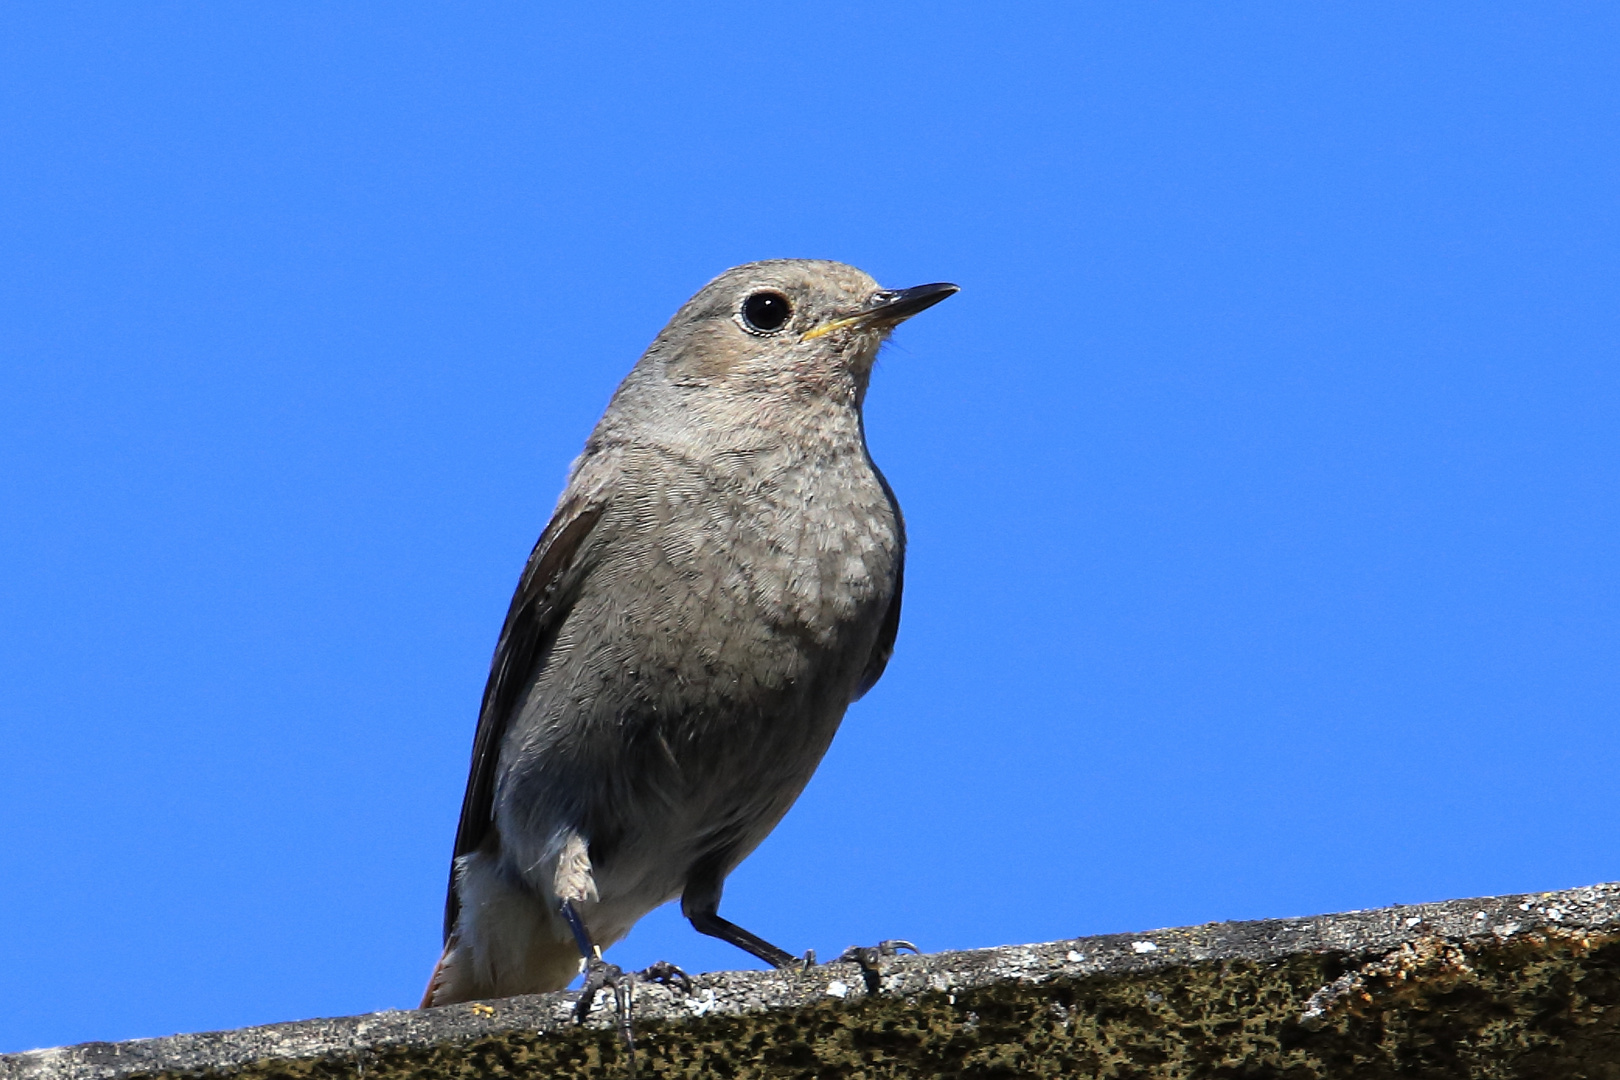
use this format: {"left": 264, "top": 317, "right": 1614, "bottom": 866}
{"left": 644, "top": 259, "right": 958, "bottom": 407}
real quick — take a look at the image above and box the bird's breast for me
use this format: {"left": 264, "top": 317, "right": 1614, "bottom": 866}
{"left": 548, "top": 440, "right": 900, "bottom": 720}
{"left": 660, "top": 443, "right": 897, "bottom": 642}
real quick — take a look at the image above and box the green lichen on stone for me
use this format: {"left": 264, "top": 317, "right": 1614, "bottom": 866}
{"left": 12, "top": 884, "right": 1620, "bottom": 1080}
{"left": 114, "top": 931, "right": 1620, "bottom": 1079}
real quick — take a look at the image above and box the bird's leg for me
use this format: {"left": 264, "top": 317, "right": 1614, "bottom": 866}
{"left": 835, "top": 940, "right": 919, "bottom": 996}
{"left": 686, "top": 907, "right": 816, "bottom": 971}
{"left": 561, "top": 900, "right": 631, "bottom": 1033}
{"left": 681, "top": 871, "right": 815, "bottom": 971}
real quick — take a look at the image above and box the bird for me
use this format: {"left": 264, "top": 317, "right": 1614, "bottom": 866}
{"left": 421, "top": 259, "right": 957, "bottom": 1010}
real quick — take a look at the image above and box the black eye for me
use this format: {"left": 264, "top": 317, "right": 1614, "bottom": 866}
{"left": 740, "top": 291, "right": 793, "bottom": 333}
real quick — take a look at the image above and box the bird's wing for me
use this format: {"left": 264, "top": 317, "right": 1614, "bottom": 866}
{"left": 441, "top": 496, "right": 606, "bottom": 941}
{"left": 851, "top": 556, "right": 903, "bottom": 701}
{"left": 852, "top": 465, "right": 906, "bottom": 701}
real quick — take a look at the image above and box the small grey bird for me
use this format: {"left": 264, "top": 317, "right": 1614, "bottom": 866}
{"left": 422, "top": 259, "right": 956, "bottom": 1009}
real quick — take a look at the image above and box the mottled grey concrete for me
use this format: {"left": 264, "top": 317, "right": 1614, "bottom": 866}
{"left": 8, "top": 882, "right": 1620, "bottom": 1078}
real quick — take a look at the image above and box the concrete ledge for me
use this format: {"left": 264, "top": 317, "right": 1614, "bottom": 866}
{"left": 8, "top": 882, "right": 1620, "bottom": 1078}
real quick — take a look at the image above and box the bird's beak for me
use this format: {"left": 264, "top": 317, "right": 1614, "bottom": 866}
{"left": 802, "top": 282, "right": 960, "bottom": 341}
{"left": 863, "top": 282, "right": 961, "bottom": 325}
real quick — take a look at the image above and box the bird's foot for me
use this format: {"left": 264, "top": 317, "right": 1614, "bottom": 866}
{"left": 835, "top": 939, "right": 920, "bottom": 995}
{"left": 636, "top": 960, "right": 694, "bottom": 996}
{"left": 574, "top": 955, "right": 632, "bottom": 1030}
{"left": 575, "top": 956, "right": 701, "bottom": 1066}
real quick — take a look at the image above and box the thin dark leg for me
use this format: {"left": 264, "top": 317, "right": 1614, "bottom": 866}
{"left": 560, "top": 900, "right": 597, "bottom": 959}
{"left": 560, "top": 900, "right": 631, "bottom": 1038}
{"left": 687, "top": 909, "right": 813, "bottom": 970}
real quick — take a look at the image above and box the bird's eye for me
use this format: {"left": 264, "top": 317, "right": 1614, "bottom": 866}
{"left": 740, "top": 291, "right": 793, "bottom": 334}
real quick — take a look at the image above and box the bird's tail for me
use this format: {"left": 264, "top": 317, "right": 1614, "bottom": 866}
{"left": 420, "top": 851, "right": 585, "bottom": 1007}
{"left": 419, "top": 942, "right": 455, "bottom": 1009}
{"left": 420, "top": 929, "right": 583, "bottom": 1007}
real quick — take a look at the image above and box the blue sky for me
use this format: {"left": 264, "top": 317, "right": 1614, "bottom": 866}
{"left": 4, "top": 1, "right": 1619, "bottom": 1054}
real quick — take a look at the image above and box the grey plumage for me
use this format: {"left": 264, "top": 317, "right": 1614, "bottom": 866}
{"left": 423, "top": 259, "right": 956, "bottom": 1007}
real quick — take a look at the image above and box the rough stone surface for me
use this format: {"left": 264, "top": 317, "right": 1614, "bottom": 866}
{"left": 8, "top": 882, "right": 1620, "bottom": 1078}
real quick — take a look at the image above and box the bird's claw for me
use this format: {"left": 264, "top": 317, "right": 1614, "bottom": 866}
{"left": 574, "top": 955, "right": 633, "bottom": 1035}
{"left": 835, "top": 940, "right": 919, "bottom": 995}
{"left": 637, "top": 960, "right": 694, "bottom": 996}
{"left": 836, "top": 939, "right": 919, "bottom": 963}
{"left": 575, "top": 956, "right": 699, "bottom": 1066}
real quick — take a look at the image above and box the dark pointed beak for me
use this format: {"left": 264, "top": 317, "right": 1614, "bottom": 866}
{"left": 802, "top": 281, "right": 960, "bottom": 341}
{"left": 863, "top": 282, "right": 960, "bottom": 325}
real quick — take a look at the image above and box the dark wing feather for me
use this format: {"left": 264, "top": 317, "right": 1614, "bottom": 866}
{"left": 852, "top": 462, "right": 906, "bottom": 701}
{"left": 441, "top": 498, "right": 606, "bottom": 941}
{"left": 852, "top": 557, "right": 903, "bottom": 700}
